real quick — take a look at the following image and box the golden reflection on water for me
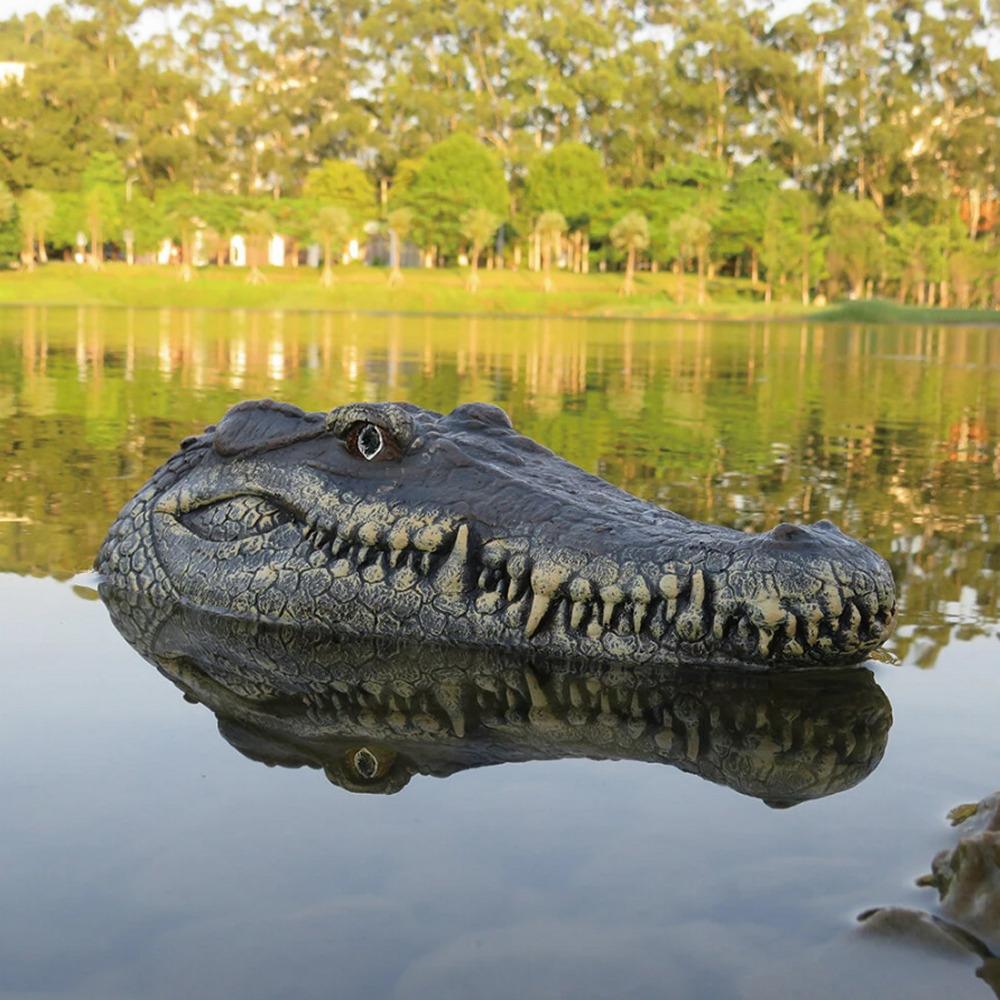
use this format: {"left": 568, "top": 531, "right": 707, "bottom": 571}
{"left": 1, "top": 305, "right": 997, "bottom": 668}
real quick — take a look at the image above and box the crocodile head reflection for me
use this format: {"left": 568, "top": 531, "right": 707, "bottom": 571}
{"left": 102, "top": 590, "right": 893, "bottom": 802}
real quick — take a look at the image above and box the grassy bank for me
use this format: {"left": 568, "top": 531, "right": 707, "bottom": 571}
{"left": 1, "top": 262, "right": 998, "bottom": 323}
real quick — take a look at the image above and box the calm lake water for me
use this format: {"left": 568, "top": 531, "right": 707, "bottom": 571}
{"left": 1, "top": 305, "right": 998, "bottom": 999}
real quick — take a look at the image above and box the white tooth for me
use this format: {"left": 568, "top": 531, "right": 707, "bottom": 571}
{"left": 570, "top": 600, "right": 587, "bottom": 629}
{"left": 712, "top": 611, "right": 727, "bottom": 639}
{"left": 587, "top": 621, "right": 602, "bottom": 640}
{"left": 436, "top": 524, "right": 470, "bottom": 596}
{"left": 478, "top": 569, "right": 490, "bottom": 590}
{"left": 357, "top": 545, "right": 369, "bottom": 563}
{"left": 524, "top": 564, "right": 570, "bottom": 637}
{"left": 524, "top": 669, "right": 550, "bottom": 710}
{"left": 525, "top": 592, "right": 552, "bottom": 638}
{"left": 631, "top": 579, "right": 651, "bottom": 633}
{"left": 389, "top": 549, "right": 403, "bottom": 568}
{"left": 600, "top": 585, "right": 623, "bottom": 626}
{"left": 689, "top": 570, "right": 705, "bottom": 610}
{"left": 420, "top": 552, "right": 432, "bottom": 574}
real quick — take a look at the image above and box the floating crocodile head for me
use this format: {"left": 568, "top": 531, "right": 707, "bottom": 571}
{"left": 96, "top": 399, "right": 897, "bottom": 668}
{"left": 102, "top": 590, "right": 893, "bottom": 803}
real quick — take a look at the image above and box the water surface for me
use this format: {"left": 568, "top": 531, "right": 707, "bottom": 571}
{"left": 1, "top": 306, "right": 998, "bottom": 999}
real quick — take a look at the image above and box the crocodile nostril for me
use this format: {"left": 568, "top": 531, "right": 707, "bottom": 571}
{"left": 771, "top": 522, "right": 809, "bottom": 543}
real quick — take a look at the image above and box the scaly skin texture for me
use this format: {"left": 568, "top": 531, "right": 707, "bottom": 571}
{"left": 102, "top": 591, "right": 893, "bottom": 802}
{"left": 96, "top": 399, "right": 897, "bottom": 668}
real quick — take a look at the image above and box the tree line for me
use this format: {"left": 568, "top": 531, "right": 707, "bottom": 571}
{"left": 0, "top": 0, "right": 997, "bottom": 305}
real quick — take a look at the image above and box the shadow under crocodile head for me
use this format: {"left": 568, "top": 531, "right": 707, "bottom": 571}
{"left": 102, "top": 590, "right": 893, "bottom": 803}
{"left": 96, "top": 398, "right": 897, "bottom": 668}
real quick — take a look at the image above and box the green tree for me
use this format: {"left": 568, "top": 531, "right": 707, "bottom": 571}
{"left": 16, "top": 189, "right": 55, "bottom": 269}
{"left": 460, "top": 207, "right": 499, "bottom": 292}
{"left": 826, "top": 195, "right": 883, "bottom": 299}
{"left": 668, "top": 212, "right": 711, "bottom": 303}
{"left": 81, "top": 152, "right": 124, "bottom": 268}
{"left": 534, "top": 211, "right": 567, "bottom": 292}
{"left": 395, "top": 134, "right": 507, "bottom": 264}
{"left": 523, "top": 144, "right": 608, "bottom": 271}
{"left": 0, "top": 181, "right": 16, "bottom": 264}
{"left": 303, "top": 160, "right": 374, "bottom": 227}
{"left": 239, "top": 207, "right": 275, "bottom": 284}
{"left": 311, "top": 205, "right": 352, "bottom": 287}
{"left": 386, "top": 206, "right": 413, "bottom": 287}
{"left": 610, "top": 211, "right": 650, "bottom": 296}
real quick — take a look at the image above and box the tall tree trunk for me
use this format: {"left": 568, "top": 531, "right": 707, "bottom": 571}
{"left": 388, "top": 230, "right": 402, "bottom": 286}
{"left": 89, "top": 222, "right": 102, "bottom": 269}
{"left": 542, "top": 242, "right": 553, "bottom": 292}
{"left": 750, "top": 249, "right": 759, "bottom": 286}
{"left": 622, "top": 246, "right": 636, "bottom": 296}
{"left": 466, "top": 242, "right": 481, "bottom": 292}
{"left": 21, "top": 223, "right": 35, "bottom": 271}
{"left": 322, "top": 236, "right": 334, "bottom": 287}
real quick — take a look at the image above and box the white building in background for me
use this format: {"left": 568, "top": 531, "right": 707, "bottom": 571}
{"left": 0, "top": 62, "right": 26, "bottom": 86}
{"left": 267, "top": 234, "right": 285, "bottom": 266}
{"left": 229, "top": 234, "right": 247, "bottom": 266}
{"left": 157, "top": 239, "right": 174, "bottom": 265}
{"left": 306, "top": 243, "right": 321, "bottom": 268}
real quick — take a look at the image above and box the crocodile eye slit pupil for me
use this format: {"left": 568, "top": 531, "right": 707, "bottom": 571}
{"left": 357, "top": 424, "right": 383, "bottom": 461}
{"left": 353, "top": 747, "right": 379, "bottom": 779}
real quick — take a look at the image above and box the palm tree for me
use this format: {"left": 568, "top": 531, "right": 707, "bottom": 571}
{"left": 17, "top": 190, "right": 55, "bottom": 270}
{"left": 311, "top": 205, "right": 352, "bottom": 287}
{"left": 535, "top": 210, "right": 567, "bottom": 292}
{"left": 610, "top": 211, "right": 650, "bottom": 296}
{"left": 668, "top": 213, "right": 710, "bottom": 303}
{"left": 239, "top": 208, "right": 275, "bottom": 285}
{"left": 387, "top": 207, "right": 413, "bottom": 287}
{"left": 0, "top": 182, "right": 12, "bottom": 226}
{"left": 460, "top": 208, "right": 499, "bottom": 292}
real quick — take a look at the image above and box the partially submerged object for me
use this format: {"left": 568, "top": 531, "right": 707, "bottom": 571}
{"left": 101, "top": 591, "right": 892, "bottom": 801}
{"left": 859, "top": 792, "right": 1000, "bottom": 997}
{"left": 97, "top": 399, "right": 897, "bottom": 668}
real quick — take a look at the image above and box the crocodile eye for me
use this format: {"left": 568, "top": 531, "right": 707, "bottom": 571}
{"left": 180, "top": 495, "right": 293, "bottom": 542}
{"left": 358, "top": 424, "right": 382, "bottom": 460}
{"left": 344, "top": 422, "right": 401, "bottom": 462}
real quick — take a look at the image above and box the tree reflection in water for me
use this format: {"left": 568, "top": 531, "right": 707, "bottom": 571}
{"left": 1, "top": 305, "right": 997, "bottom": 669}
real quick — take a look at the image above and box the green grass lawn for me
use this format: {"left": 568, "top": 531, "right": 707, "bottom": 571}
{"left": 1, "top": 262, "right": 997, "bottom": 323}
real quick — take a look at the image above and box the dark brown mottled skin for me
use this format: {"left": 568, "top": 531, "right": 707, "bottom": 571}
{"left": 96, "top": 399, "right": 897, "bottom": 669}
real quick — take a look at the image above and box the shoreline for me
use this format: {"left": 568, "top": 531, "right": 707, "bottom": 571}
{"left": 2, "top": 263, "right": 997, "bottom": 326}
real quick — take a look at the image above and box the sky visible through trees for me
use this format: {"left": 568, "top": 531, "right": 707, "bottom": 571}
{"left": 0, "top": 0, "right": 997, "bottom": 306}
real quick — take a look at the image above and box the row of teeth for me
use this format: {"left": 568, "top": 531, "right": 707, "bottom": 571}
{"left": 232, "top": 670, "right": 884, "bottom": 766}
{"left": 298, "top": 518, "right": 891, "bottom": 658}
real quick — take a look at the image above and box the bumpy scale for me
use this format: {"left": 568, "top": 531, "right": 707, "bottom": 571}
{"left": 96, "top": 399, "right": 897, "bottom": 669}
